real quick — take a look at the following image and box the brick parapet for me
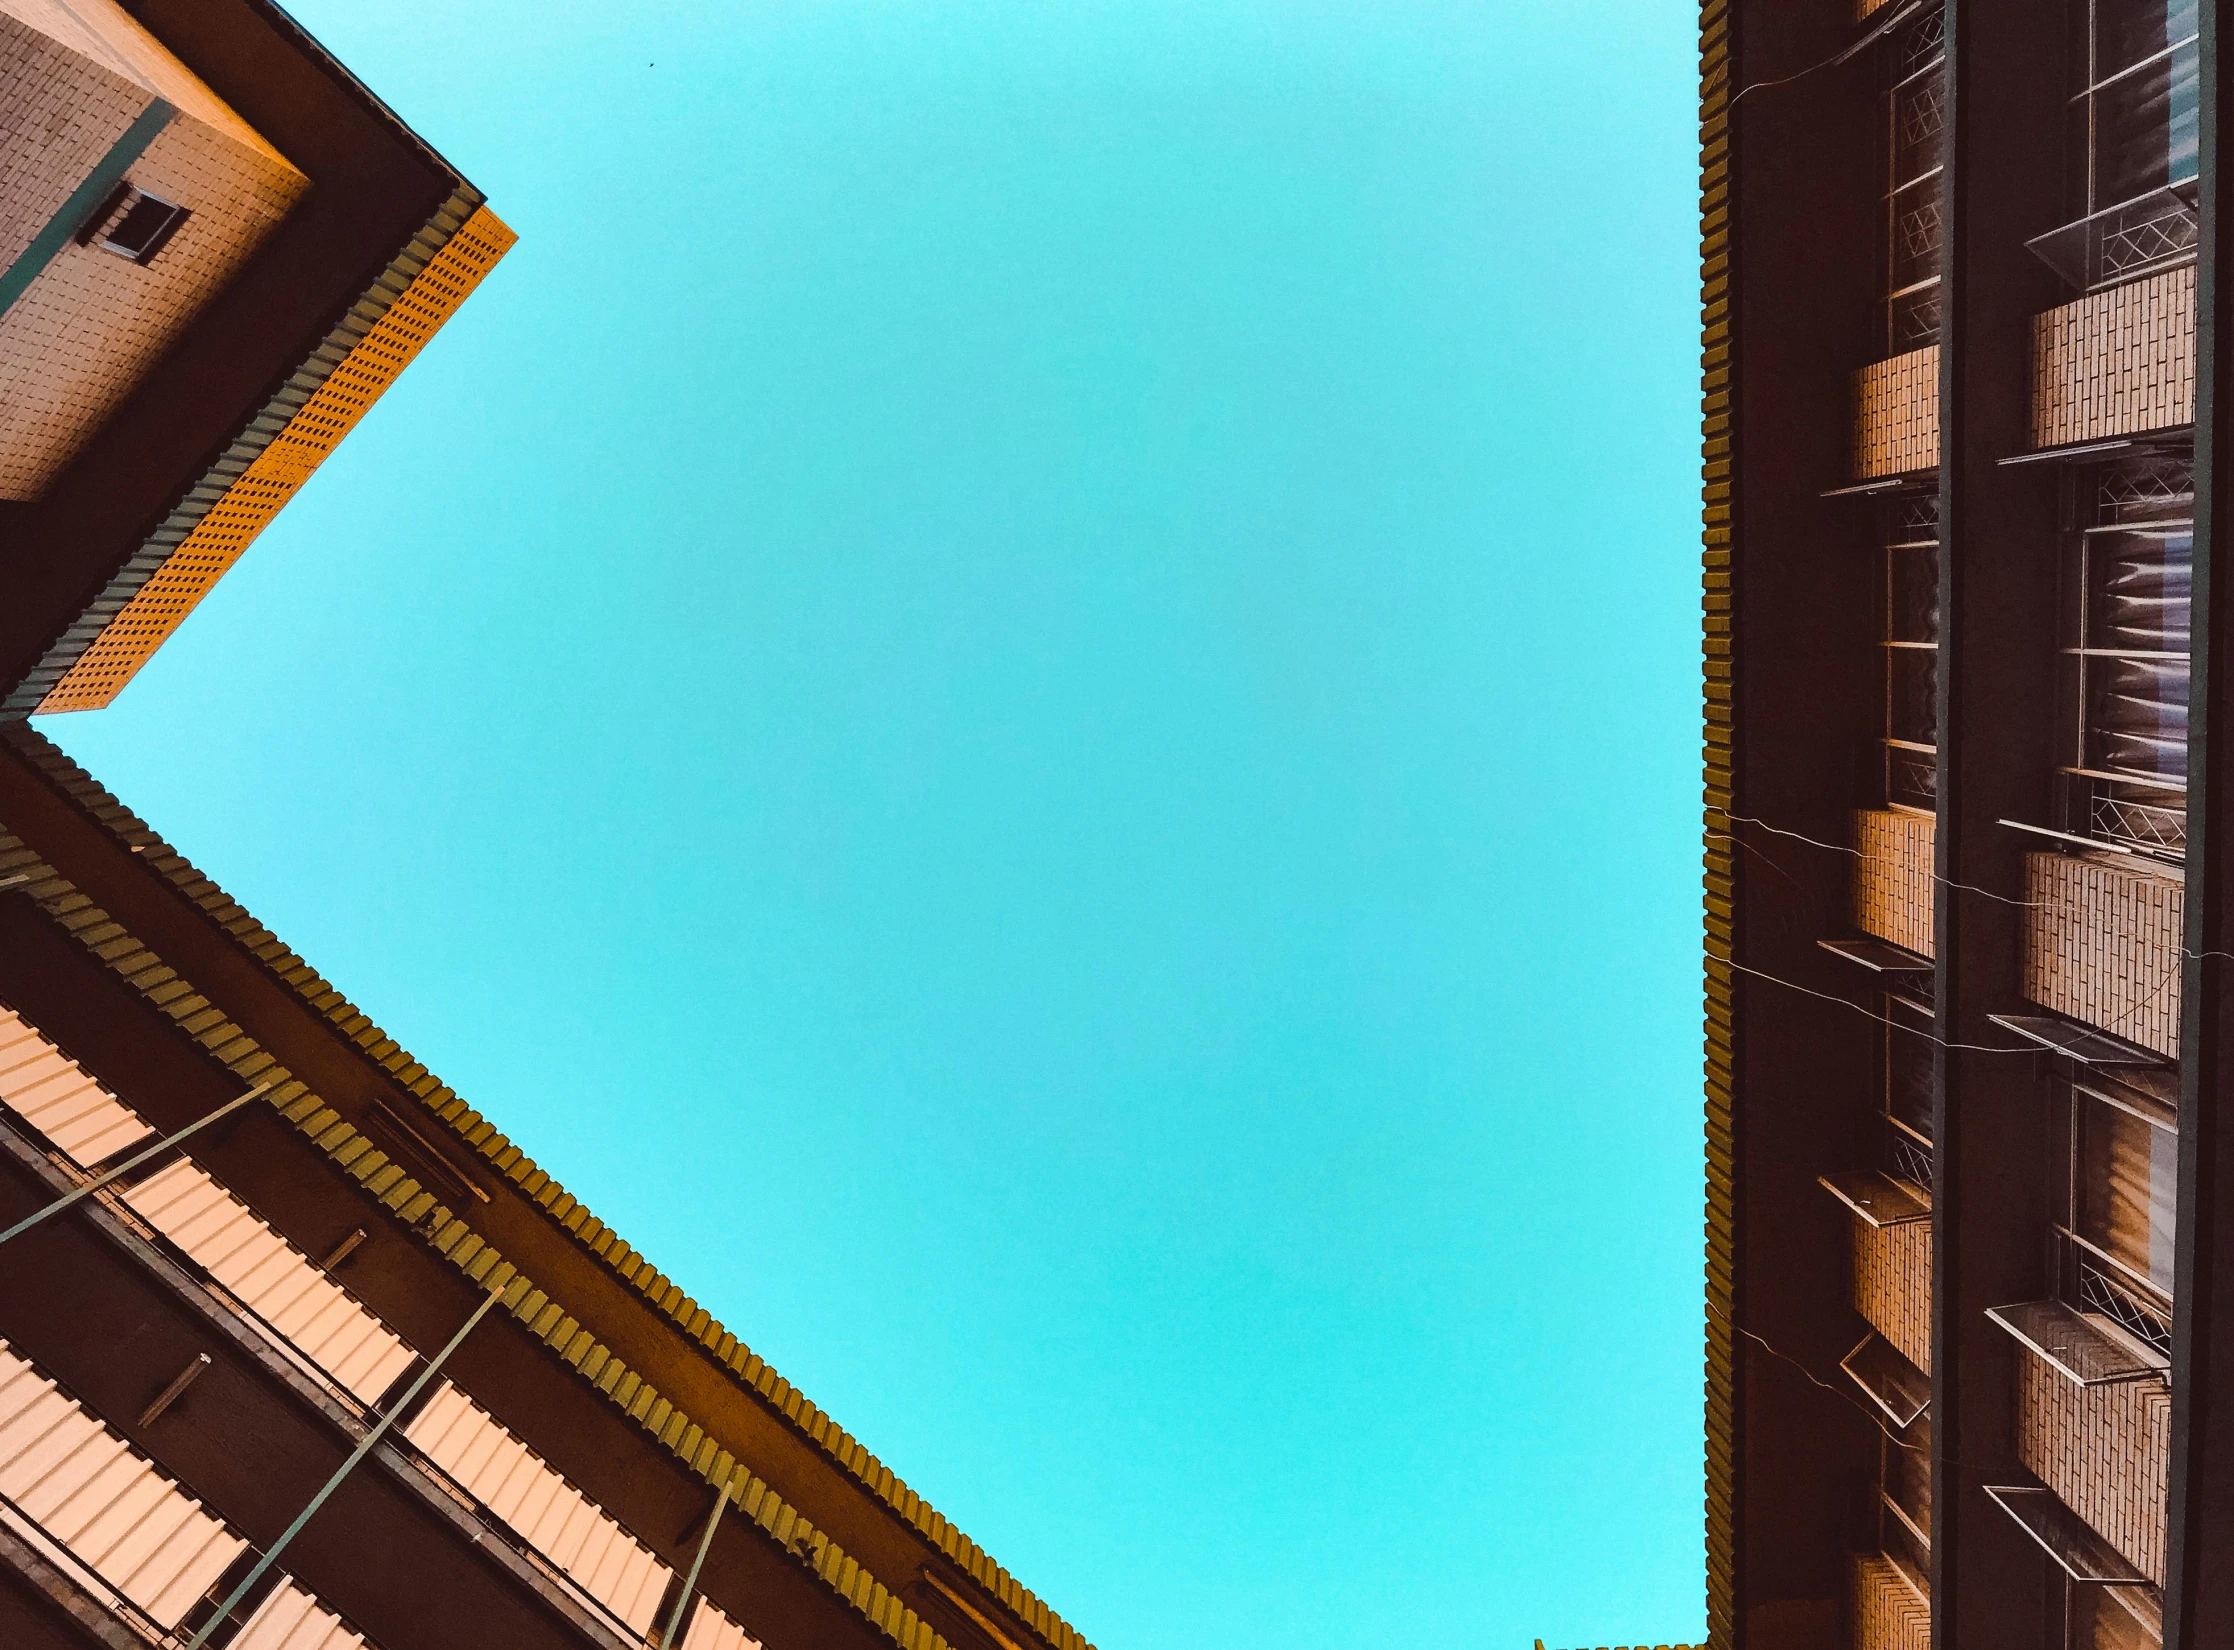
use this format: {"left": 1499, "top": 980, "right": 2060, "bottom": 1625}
{"left": 1854, "top": 1218, "right": 1931, "bottom": 1376}
{"left": 1854, "top": 810, "right": 1936, "bottom": 959}
{"left": 2021, "top": 851, "right": 2182, "bottom": 1058}
{"left": 2014, "top": 1347, "right": 2171, "bottom": 1586}
{"left": 1852, "top": 347, "right": 1941, "bottom": 480}
{"left": 2031, "top": 265, "right": 2195, "bottom": 448}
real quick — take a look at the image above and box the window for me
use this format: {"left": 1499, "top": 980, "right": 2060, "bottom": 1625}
{"left": 2031, "top": 0, "right": 2201, "bottom": 290}
{"left": 2072, "top": 0, "right": 2199, "bottom": 210}
{"left": 2060, "top": 461, "right": 2191, "bottom": 858}
{"left": 75, "top": 182, "right": 191, "bottom": 266}
{"left": 1882, "top": 1411, "right": 1931, "bottom": 1560}
{"left": 2070, "top": 1581, "right": 2162, "bottom": 1649}
{"left": 1883, "top": 6, "right": 1947, "bottom": 351}
{"left": 1884, "top": 494, "right": 1940, "bottom": 813}
{"left": 1883, "top": 992, "right": 1934, "bottom": 1185}
{"left": 2056, "top": 1066, "right": 2177, "bottom": 1351}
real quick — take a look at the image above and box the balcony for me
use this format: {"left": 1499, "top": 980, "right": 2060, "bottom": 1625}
{"left": 1852, "top": 347, "right": 1941, "bottom": 480}
{"left": 2013, "top": 1341, "right": 2170, "bottom": 1587}
{"left": 1825, "top": 1171, "right": 1934, "bottom": 1377}
{"left": 1854, "top": 809, "right": 1936, "bottom": 959}
{"left": 1850, "top": 1552, "right": 1929, "bottom": 1650}
{"left": 2020, "top": 851, "right": 2182, "bottom": 1060}
{"left": 2031, "top": 265, "right": 2196, "bottom": 449}
{"left": 1855, "top": 1215, "right": 1932, "bottom": 1377}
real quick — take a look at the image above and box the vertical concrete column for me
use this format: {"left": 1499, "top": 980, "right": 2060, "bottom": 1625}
{"left": 1931, "top": 3, "right": 2064, "bottom": 1647}
{"left": 2166, "top": 1, "right": 2234, "bottom": 1643}
{"left": 1724, "top": 3, "right": 1898, "bottom": 1642}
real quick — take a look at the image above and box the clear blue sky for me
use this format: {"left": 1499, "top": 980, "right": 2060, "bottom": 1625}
{"left": 51, "top": 3, "right": 1701, "bottom": 1644}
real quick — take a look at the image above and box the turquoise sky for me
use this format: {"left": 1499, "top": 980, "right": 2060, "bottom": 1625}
{"left": 52, "top": 4, "right": 1700, "bottom": 1644}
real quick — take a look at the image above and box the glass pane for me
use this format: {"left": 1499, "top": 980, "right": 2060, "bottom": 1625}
{"left": 2097, "top": 0, "right": 2198, "bottom": 83}
{"left": 2079, "top": 1096, "right": 2178, "bottom": 1295}
{"left": 2086, "top": 655, "right": 2189, "bottom": 781}
{"left": 1887, "top": 1009, "right": 1933, "bottom": 1138}
{"left": 2095, "top": 43, "right": 2200, "bottom": 202}
{"left": 2073, "top": 1584, "right": 2163, "bottom": 1650}
{"left": 1890, "top": 648, "right": 1939, "bottom": 747}
{"left": 1886, "top": 1412, "right": 1931, "bottom": 1531}
{"left": 1890, "top": 186, "right": 1944, "bottom": 293}
{"left": 2091, "top": 530, "right": 2192, "bottom": 653}
{"left": 1889, "top": 544, "right": 1940, "bottom": 645}
{"left": 1894, "top": 75, "right": 1946, "bottom": 186}
{"left": 1883, "top": 1512, "right": 1930, "bottom": 1594}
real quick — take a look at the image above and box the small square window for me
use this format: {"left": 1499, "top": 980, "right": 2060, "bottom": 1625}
{"left": 76, "top": 183, "right": 190, "bottom": 266}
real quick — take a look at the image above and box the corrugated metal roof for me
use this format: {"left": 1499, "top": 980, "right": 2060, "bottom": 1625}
{"left": 684, "top": 1597, "right": 763, "bottom": 1650}
{"left": 122, "top": 1158, "right": 414, "bottom": 1406}
{"left": 0, "top": 1340, "right": 243, "bottom": 1629}
{"left": 232, "top": 1579, "right": 376, "bottom": 1650}
{"left": 0, "top": 1002, "right": 153, "bottom": 1166}
{"left": 406, "top": 1380, "right": 672, "bottom": 1634}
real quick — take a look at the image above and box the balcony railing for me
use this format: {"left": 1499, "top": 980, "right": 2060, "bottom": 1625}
{"left": 2013, "top": 1340, "right": 2170, "bottom": 1587}
{"left": 2020, "top": 851, "right": 2182, "bottom": 1060}
{"left": 2031, "top": 265, "right": 2196, "bottom": 449}
{"left": 1853, "top": 347, "right": 1941, "bottom": 480}
{"left": 1854, "top": 809, "right": 1936, "bottom": 959}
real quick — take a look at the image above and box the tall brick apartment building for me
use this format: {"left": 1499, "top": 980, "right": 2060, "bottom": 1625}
{"left": 0, "top": 5, "right": 1092, "bottom": 1650}
{"left": 1703, "top": 0, "right": 2234, "bottom": 1647}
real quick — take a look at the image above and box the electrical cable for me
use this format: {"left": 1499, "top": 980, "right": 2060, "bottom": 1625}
{"left": 1724, "top": 0, "right": 1928, "bottom": 106}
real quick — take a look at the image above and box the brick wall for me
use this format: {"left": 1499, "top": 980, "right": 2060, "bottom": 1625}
{"left": 2014, "top": 1347, "right": 2170, "bottom": 1586}
{"left": 1852, "top": 347, "right": 1940, "bottom": 479}
{"left": 2031, "top": 264, "right": 2196, "bottom": 448}
{"left": 1854, "top": 810, "right": 1935, "bottom": 958}
{"left": 1854, "top": 1217, "right": 1931, "bottom": 1376}
{"left": 1849, "top": 1554, "right": 1929, "bottom": 1650}
{"left": 2021, "top": 851, "right": 2182, "bottom": 1058}
{"left": 0, "top": 1, "right": 307, "bottom": 499}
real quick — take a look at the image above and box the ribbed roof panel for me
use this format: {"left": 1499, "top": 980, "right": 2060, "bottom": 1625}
{"left": 0, "top": 1339, "right": 243, "bottom": 1628}
{"left": 123, "top": 1158, "right": 415, "bottom": 1404}
{"left": 0, "top": 1001, "right": 153, "bottom": 1165}
{"left": 405, "top": 1380, "right": 672, "bottom": 1634}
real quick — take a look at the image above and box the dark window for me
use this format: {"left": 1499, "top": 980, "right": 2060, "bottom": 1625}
{"left": 79, "top": 186, "right": 191, "bottom": 266}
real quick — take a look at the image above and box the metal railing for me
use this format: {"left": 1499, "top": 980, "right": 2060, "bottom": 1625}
{"left": 0, "top": 1109, "right": 660, "bottom": 1650}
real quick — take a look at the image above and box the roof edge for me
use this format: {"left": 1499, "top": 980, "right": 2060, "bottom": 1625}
{"left": 8, "top": 188, "right": 507, "bottom": 715}
{"left": 0, "top": 723, "right": 1098, "bottom": 1650}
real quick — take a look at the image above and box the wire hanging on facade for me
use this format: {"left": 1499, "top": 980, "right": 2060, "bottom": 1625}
{"left": 1726, "top": 0, "right": 1927, "bottom": 106}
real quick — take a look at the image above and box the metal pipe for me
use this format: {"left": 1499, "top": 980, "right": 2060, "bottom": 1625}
{"left": 182, "top": 1281, "right": 506, "bottom": 1650}
{"left": 658, "top": 1476, "right": 736, "bottom": 1650}
{"left": 0, "top": 1083, "right": 270, "bottom": 1249}
{"left": 137, "top": 1353, "right": 210, "bottom": 1428}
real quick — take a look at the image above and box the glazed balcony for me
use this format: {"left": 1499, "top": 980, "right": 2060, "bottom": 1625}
{"left": 2020, "top": 851, "right": 2182, "bottom": 1060}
